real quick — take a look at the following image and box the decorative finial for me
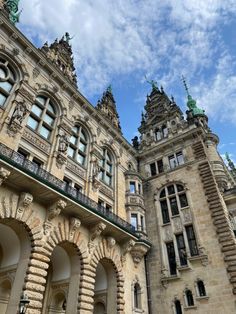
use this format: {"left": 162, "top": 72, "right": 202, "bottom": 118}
{"left": 107, "top": 85, "right": 112, "bottom": 93}
{"left": 145, "top": 75, "right": 158, "bottom": 91}
{"left": 181, "top": 75, "right": 190, "bottom": 96}
{"left": 225, "top": 152, "right": 236, "bottom": 171}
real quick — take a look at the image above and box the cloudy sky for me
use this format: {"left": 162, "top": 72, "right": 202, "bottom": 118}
{"left": 18, "top": 0, "right": 236, "bottom": 165}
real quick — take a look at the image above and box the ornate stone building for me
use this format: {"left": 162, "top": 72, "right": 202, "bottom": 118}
{"left": 0, "top": 2, "right": 236, "bottom": 314}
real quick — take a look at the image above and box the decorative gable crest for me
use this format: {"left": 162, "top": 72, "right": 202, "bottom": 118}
{"left": 41, "top": 32, "right": 77, "bottom": 86}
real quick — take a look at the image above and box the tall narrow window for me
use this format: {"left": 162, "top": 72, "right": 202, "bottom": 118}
{"left": 0, "top": 59, "right": 16, "bottom": 107}
{"left": 131, "top": 213, "right": 138, "bottom": 230}
{"left": 99, "top": 148, "right": 113, "bottom": 186}
{"left": 134, "top": 283, "right": 141, "bottom": 309}
{"left": 157, "top": 159, "right": 164, "bottom": 173}
{"left": 185, "top": 290, "right": 194, "bottom": 306}
{"left": 27, "top": 96, "right": 56, "bottom": 140}
{"left": 166, "top": 242, "right": 177, "bottom": 275}
{"left": 68, "top": 125, "right": 88, "bottom": 166}
{"left": 169, "top": 196, "right": 179, "bottom": 216}
{"left": 197, "top": 280, "right": 206, "bottom": 297}
{"left": 162, "top": 125, "right": 168, "bottom": 138}
{"left": 176, "top": 234, "right": 187, "bottom": 266}
{"left": 129, "top": 181, "right": 136, "bottom": 193}
{"left": 160, "top": 200, "right": 170, "bottom": 224}
{"left": 186, "top": 225, "right": 198, "bottom": 256}
{"left": 150, "top": 162, "right": 157, "bottom": 176}
{"left": 175, "top": 300, "right": 182, "bottom": 314}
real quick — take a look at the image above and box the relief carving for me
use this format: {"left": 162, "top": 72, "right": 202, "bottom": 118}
{"left": 88, "top": 222, "right": 106, "bottom": 253}
{"left": 44, "top": 199, "right": 67, "bottom": 235}
{"left": 69, "top": 217, "right": 81, "bottom": 239}
{"left": 23, "top": 129, "right": 51, "bottom": 154}
{"left": 121, "top": 239, "right": 135, "bottom": 264}
{"left": 17, "top": 192, "right": 33, "bottom": 215}
{"left": 0, "top": 167, "right": 10, "bottom": 186}
{"left": 7, "top": 100, "right": 30, "bottom": 137}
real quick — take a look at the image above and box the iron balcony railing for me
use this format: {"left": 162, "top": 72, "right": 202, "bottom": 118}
{"left": 0, "top": 143, "right": 137, "bottom": 236}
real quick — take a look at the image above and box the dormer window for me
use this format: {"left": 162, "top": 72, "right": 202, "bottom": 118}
{"left": 155, "top": 124, "right": 168, "bottom": 141}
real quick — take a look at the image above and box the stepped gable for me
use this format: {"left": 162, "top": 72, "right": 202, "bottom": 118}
{"left": 41, "top": 32, "right": 77, "bottom": 86}
{"left": 96, "top": 85, "right": 122, "bottom": 133}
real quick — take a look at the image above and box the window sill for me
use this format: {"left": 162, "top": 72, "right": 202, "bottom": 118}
{"left": 67, "top": 156, "right": 87, "bottom": 170}
{"left": 161, "top": 274, "right": 180, "bottom": 282}
{"left": 171, "top": 214, "right": 180, "bottom": 218}
{"left": 195, "top": 296, "right": 209, "bottom": 301}
{"left": 133, "top": 308, "right": 144, "bottom": 313}
{"left": 177, "top": 265, "right": 191, "bottom": 271}
{"left": 184, "top": 305, "right": 197, "bottom": 310}
{"left": 162, "top": 222, "right": 171, "bottom": 227}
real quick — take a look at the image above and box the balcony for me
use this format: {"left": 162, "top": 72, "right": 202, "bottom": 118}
{"left": 0, "top": 142, "right": 138, "bottom": 238}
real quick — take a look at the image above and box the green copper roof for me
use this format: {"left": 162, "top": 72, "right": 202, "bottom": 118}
{"left": 182, "top": 76, "right": 205, "bottom": 116}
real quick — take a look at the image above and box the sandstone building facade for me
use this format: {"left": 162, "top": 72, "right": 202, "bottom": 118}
{"left": 0, "top": 2, "right": 236, "bottom": 314}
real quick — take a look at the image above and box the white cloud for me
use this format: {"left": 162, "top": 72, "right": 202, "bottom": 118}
{"left": 18, "top": 0, "right": 236, "bottom": 123}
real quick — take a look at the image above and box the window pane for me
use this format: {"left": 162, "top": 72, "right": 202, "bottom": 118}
{"left": 68, "top": 146, "right": 75, "bottom": 158}
{"left": 170, "top": 197, "right": 179, "bottom": 216}
{"left": 80, "top": 129, "right": 86, "bottom": 141}
{"left": 176, "top": 151, "right": 184, "bottom": 165}
{"left": 0, "top": 67, "right": 7, "bottom": 79}
{"left": 179, "top": 193, "right": 188, "bottom": 208}
{"left": 186, "top": 225, "right": 198, "bottom": 256}
{"left": 40, "top": 125, "right": 51, "bottom": 139}
{"left": 44, "top": 113, "right": 54, "bottom": 126}
{"left": 77, "top": 153, "right": 85, "bottom": 165}
{"left": 157, "top": 159, "right": 164, "bottom": 173}
{"left": 177, "top": 184, "right": 184, "bottom": 192}
{"left": 36, "top": 96, "right": 46, "bottom": 105}
{"left": 160, "top": 200, "right": 170, "bottom": 224}
{"left": 106, "top": 162, "right": 112, "bottom": 173}
{"left": 27, "top": 116, "right": 39, "bottom": 130}
{"left": 0, "top": 81, "right": 13, "bottom": 92}
{"left": 150, "top": 162, "right": 157, "bottom": 176}
{"left": 47, "top": 102, "right": 55, "bottom": 114}
{"left": 167, "top": 185, "right": 175, "bottom": 195}
{"left": 131, "top": 214, "right": 138, "bottom": 229}
{"left": 70, "top": 135, "right": 77, "bottom": 145}
{"left": 105, "top": 174, "right": 112, "bottom": 186}
{"left": 79, "top": 141, "right": 86, "bottom": 153}
{"left": 166, "top": 242, "right": 177, "bottom": 275}
{"left": 160, "top": 189, "right": 166, "bottom": 198}
{"left": 156, "top": 129, "right": 162, "bottom": 140}
{"left": 162, "top": 126, "right": 168, "bottom": 137}
{"left": 31, "top": 104, "right": 42, "bottom": 117}
{"left": 99, "top": 170, "right": 104, "bottom": 180}
{"left": 169, "top": 155, "right": 176, "bottom": 169}
{"left": 72, "top": 126, "right": 79, "bottom": 134}
{"left": 0, "top": 93, "right": 7, "bottom": 107}
{"left": 130, "top": 182, "right": 136, "bottom": 193}
{"left": 176, "top": 234, "right": 187, "bottom": 266}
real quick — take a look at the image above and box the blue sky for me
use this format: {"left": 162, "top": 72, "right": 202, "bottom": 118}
{"left": 18, "top": 0, "right": 236, "bottom": 164}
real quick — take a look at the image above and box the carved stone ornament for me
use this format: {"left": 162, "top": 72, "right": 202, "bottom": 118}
{"left": 121, "top": 239, "right": 135, "bottom": 264}
{"left": 32, "top": 67, "right": 40, "bottom": 79}
{"left": 173, "top": 216, "right": 182, "bottom": 233}
{"left": 130, "top": 243, "right": 149, "bottom": 268}
{"left": 7, "top": 100, "right": 30, "bottom": 137}
{"left": 47, "top": 199, "right": 67, "bottom": 221}
{"left": 17, "top": 192, "right": 33, "bottom": 214}
{"left": 90, "top": 222, "right": 106, "bottom": 241}
{"left": 56, "top": 152, "right": 67, "bottom": 169}
{"left": 106, "top": 236, "right": 116, "bottom": 249}
{"left": 164, "top": 226, "right": 173, "bottom": 242}
{"left": 69, "top": 217, "right": 81, "bottom": 239}
{"left": 0, "top": 167, "right": 11, "bottom": 186}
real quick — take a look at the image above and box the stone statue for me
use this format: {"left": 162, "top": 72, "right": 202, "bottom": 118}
{"left": 92, "top": 157, "right": 100, "bottom": 179}
{"left": 132, "top": 136, "right": 139, "bottom": 150}
{"left": 226, "top": 152, "right": 236, "bottom": 171}
{"left": 145, "top": 76, "right": 159, "bottom": 91}
{"left": 11, "top": 100, "right": 28, "bottom": 124}
{"left": 58, "top": 133, "right": 70, "bottom": 154}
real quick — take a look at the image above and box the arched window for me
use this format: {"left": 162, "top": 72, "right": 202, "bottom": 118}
{"left": 185, "top": 289, "right": 194, "bottom": 306}
{"left": 68, "top": 125, "right": 88, "bottom": 166}
{"left": 99, "top": 148, "right": 113, "bottom": 186}
{"left": 134, "top": 282, "right": 141, "bottom": 309}
{"left": 197, "top": 280, "right": 206, "bottom": 297}
{"left": 0, "top": 59, "right": 16, "bottom": 107}
{"left": 159, "top": 184, "right": 188, "bottom": 224}
{"left": 27, "top": 95, "right": 56, "bottom": 140}
{"left": 174, "top": 300, "right": 182, "bottom": 314}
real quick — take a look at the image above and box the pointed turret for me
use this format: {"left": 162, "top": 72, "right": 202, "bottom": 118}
{"left": 96, "top": 86, "right": 122, "bottom": 133}
{"left": 41, "top": 32, "right": 77, "bottom": 86}
{"left": 182, "top": 76, "right": 209, "bottom": 130}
